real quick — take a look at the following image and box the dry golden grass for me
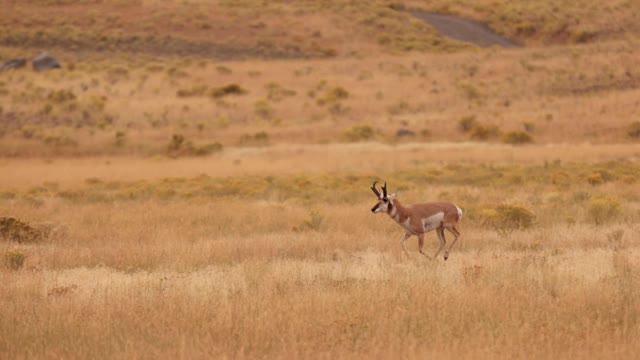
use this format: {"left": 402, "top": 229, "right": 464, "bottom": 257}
{"left": 2, "top": 1, "right": 640, "bottom": 358}
{"left": 2, "top": 200, "right": 640, "bottom": 358}
{"left": 1, "top": 145, "right": 640, "bottom": 358}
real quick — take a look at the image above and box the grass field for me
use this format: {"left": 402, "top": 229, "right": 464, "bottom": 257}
{"left": 2, "top": 0, "right": 640, "bottom": 359}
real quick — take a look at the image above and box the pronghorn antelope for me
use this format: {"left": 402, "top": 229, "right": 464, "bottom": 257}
{"left": 370, "top": 181, "right": 462, "bottom": 260}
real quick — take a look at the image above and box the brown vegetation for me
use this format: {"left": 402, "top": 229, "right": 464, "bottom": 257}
{"left": 1, "top": 0, "right": 640, "bottom": 358}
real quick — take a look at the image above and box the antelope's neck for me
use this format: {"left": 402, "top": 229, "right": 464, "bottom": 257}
{"left": 387, "top": 199, "right": 409, "bottom": 223}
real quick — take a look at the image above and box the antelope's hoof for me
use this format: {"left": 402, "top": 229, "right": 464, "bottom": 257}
{"left": 444, "top": 254, "right": 449, "bottom": 261}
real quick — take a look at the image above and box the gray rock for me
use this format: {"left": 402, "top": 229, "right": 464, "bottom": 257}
{"left": 396, "top": 128, "right": 416, "bottom": 138}
{"left": 32, "top": 53, "right": 61, "bottom": 72}
{"left": 0, "top": 58, "right": 27, "bottom": 71}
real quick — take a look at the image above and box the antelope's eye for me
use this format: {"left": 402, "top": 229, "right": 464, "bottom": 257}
{"left": 382, "top": 199, "right": 388, "bottom": 203}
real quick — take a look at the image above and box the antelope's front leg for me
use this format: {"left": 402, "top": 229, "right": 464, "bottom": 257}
{"left": 417, "top": 233, "right": 428, "bottom": 257}
{"left": 433, "top": 227, "right": 447, "bottom": 259}
{"left": 399, "top": 232, "right": 411, "bottom": 258}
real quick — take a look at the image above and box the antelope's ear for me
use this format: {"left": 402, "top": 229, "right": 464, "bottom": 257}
{"left": 388, "top": 192, "right": 398, "bottom": 200}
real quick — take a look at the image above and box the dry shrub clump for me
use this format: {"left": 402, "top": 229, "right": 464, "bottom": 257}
{"left": 0, "top": 217, "right": 46, "bottom": 243}
{"left": 458, "top": 116, "right": 501, "bottom": 141}
{"left": 265, "top": 82, "right": 296, "bottom": 102}
{"left": 470, "top": 124, "right": 501, "bottom": 141}
{"left": 48, "top": 284, "right": 79, "bottom": 298}
{"left": 343, "top": 125, "right": 376, "bottom": 142}
{"left": 317, "top": 86, "right": 349, "bottom": 106}
{"left": 210, "top": 84, "right": 247, "bottom": 98}
{"left": 4, "top": 248, "right": 25, "bottom": 270}
{"left": 587, "top": 169, "right": 617, "bottom": 186}
{"left": 588, "top": 197, "right": 621, "bottom": 225}
{"left": 292, "top": 210, "right": 324, "bottom": 232}
{"left": 166, "top": 134, "right": 223, "bottom": 157}
{"left": 482, "top": 204, "right": 535, "bottom": 234}
{"left": 176, "top": 85, "right": 209, "bottom": 98}
{"left": 628, "top": 121, "right": 640, "bottom": 139}
{"left": 458, "top": 115, "right": 478, "bottom": 133}
{"left": 238, "top": 132, "right": 270, "bottom": 146}
{"left": 502, "top": 131, "right": 533, "bottom": 144}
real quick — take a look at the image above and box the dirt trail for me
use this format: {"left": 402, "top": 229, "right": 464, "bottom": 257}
{"left": 409, "top": 11, "right": 520, "bottom": 48}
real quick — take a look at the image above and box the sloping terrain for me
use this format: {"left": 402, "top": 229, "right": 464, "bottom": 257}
{"left": 0, "top": 0, "right": 467, "bottom": 60}
{"left": 401, "top": 0, "right": 640, "bottom": 45}
{"left": 3, "top": 0, "right": 638, "bottom": 61}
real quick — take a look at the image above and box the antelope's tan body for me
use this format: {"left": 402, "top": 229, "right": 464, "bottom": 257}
{"left": 370, "top": 182, "right": 462, "bottom": 260}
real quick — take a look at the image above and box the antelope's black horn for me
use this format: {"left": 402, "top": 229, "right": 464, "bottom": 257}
{"left": 371, "top": 181, "right": 381, "bottom": 197}
{"left": 382, "top": 182, "right": 388, "bottom": 197}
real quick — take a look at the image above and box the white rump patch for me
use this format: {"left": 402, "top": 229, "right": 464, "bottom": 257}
{"left": 456, "top": 206, "right": 463, "bottom": 220}
{"left": 422, "top": 212, "right": 444, "bottom": 232}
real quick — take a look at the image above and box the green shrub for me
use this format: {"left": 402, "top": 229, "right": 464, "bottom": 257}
{"left": 502, "top": 131, "right": 533, "bottom": 144}
{"left": 588, "top": 197, "right": 621, "bottom": 225}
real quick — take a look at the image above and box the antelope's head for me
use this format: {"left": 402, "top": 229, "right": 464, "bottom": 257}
{"left": 370, "top": 181, "right": 397, "bottom": 213}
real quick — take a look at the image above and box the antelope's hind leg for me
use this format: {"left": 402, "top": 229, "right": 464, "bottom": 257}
{"left": 443, "top": 225, "right": 461, "bottom": 261}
